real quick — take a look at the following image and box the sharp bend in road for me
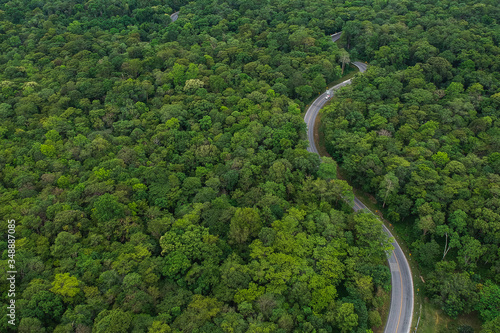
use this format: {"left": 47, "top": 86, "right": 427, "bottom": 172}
{"left": 304, "top": 61, "right": 414, "bottom": 333}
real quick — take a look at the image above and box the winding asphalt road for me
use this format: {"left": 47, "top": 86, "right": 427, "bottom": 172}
{"left": 304, "top": 63, "right": 414, "bottom": 333}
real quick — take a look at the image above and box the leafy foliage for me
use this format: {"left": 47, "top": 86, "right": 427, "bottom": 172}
{"left": 1, "top": 0, "right": 497, "bottom": 331}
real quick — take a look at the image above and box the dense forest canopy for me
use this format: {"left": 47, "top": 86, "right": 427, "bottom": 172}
{"left": 0, "top": 0, "right": 499, "bottom": 332}
{"left": 0, "top": 0, "right": 395, "bottom": 332}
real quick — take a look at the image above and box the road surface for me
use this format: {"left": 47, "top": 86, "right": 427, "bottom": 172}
{"left": 171, "top": 11, "right": 179, "bottom": 22}
{"left": 330, "top": 31, "right": 342, "bottom": 42}
{"left": 331, "top": 32, "right": 342, "bottom": 42}
{"left": 304, "top": 63, "right": 414, "bottom": 333}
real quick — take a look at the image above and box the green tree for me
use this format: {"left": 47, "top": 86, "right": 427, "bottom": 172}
{"left": 171, "top": 295, "right": 223, "bottom": 332}
{"left": 199, "top": 115, "right": 212, "bottom": 130}
{"left": 312, "top": 74, "right": 327, "bottom": 94}
{"left": 317, "top": 157, "right": 337, "bottom": 180}
{"left": 476, "top": 281, "right": 500, "bottom": 322}
{"left": 91, "top": 194, "right": 125, "bottom": 223}
{"left": 229, "top": 207, "right": 261, "bottom": 245}
{"left": 148, "top": 321, "right": 172, "bottom": 333}
{"left": 18, "top": 318, "right": 46, "bottom": 333}
{"left": 335, "top": 302, "right": 358, "bottom": 333}
{"left": 378, "top": 172, "right": 399, "bottom": 208}
{"left": 295, "top": 85, "right": 313, "bottom": 100}
{"left": 23, "top": 290, "right": 64, "bottom": 325}
{"left": 93, "top": 310, "right": 133, "bottom": 333}
{"left": 339, "top": 49, "right": 350, "bottom": 75}
{"left": 50, "top": 273, "right": 80, "bottom": 299}
{"left": 482, "top": 316, "right": 500, "bottom": 333}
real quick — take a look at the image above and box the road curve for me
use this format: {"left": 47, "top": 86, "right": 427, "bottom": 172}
{"left": 304, "top": 64, "right": 414, "bottom": 333}
{"left": 171, "top": 11, "right": 179, "bottom": 22}
{"left": 331, "top": 32, "right": 342, "bottom": 42}
{"left": 305, "top": 61, "right": 367, "bottom": 154}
